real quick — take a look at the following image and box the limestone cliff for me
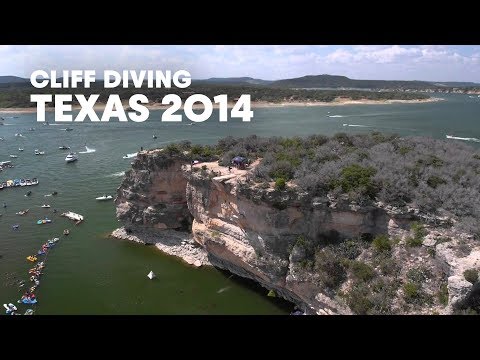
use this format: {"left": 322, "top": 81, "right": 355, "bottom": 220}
{"left": 115, "top": 149, "right": 480, "bottom": 315}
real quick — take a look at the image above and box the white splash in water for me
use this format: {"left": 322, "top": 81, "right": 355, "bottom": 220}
{"left": 343, "top": 124, "right": 369, "bottom": 128}
{"left": 217, "top": 286, "right": 231, "bottom": 294}
{"left": 122, "top": 152, "right": 138, "bottom": 159}
{"left": 79, "top": 146, "right": 96, "bottom": 154}
{"left": 446, "top": 135, "right": 480, "bottom": 143}
{"left": 106, "top": 171, "right": 125, "bottom": 178}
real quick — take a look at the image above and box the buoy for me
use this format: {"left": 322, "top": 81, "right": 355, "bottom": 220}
{"left": 147, "top": 271, "right": 155, "bottom": 280}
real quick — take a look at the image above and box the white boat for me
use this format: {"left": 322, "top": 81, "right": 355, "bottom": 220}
{"left": 65, "top": 153, "right": 78, "bottom": 163}
{"left": 59, "top": 145, "right": 70, "bottom": 150}
{"left": 96, "top": 195, "right": 113, "bottom": 201}
{"left": 61, "top": 211, "right": 84, "bottom": 223}
{"left": 122, "top": 152, "right": 138, "bottom": 159}
{"left": 34, "top": 150, "right": 45, "bottom": 155}
{"left": 9, "top": 155, "right": 18, "bottom": 158}
{"left": 41, "top": 204, "right": 51, "bottom": 208}
{"left": 3, "top": 303, "right": 17, "bottom": 312}
{"left": 18, "top": 148, "right": 24, "bottom": 151}
{"left": 147, "top": 271, "right": 156, "bottom": 280}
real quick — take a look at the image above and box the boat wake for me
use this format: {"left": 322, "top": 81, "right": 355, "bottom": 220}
{"left": 217, "top": 286, "right": 231, "bottom": 294}
{"left": 122, "top": 152, "right": 138, "bottom": 159}
{"left": 446, "top": 135, "right": 480, "bottom": 143}
{"left": 328, "top": 115, "right": 345, "bottom": 118}
{"left": 105, "top": 171, "right": 125, "bottom": 178}
{"left": 79, "top": 146, "right": 96, "bottom": 154}
{"left": 343, "top": 124, "right": 369, "bottom": 128}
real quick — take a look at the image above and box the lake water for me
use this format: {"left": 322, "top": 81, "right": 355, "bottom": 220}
{"left": 1, "top": 93, "right": 478, "bottom": 314}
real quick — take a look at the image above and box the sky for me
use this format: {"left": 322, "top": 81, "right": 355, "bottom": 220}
{"left": 1, "top": 45, "right": 480, "bottom": 82}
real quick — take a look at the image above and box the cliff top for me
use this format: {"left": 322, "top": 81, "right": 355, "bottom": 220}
{"left": 143, "top": 133, "right": 480, "bottom": 238}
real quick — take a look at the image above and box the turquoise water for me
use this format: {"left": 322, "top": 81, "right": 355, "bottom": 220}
{"left": 1, "top": 93, "right": 479, "bottom": 314}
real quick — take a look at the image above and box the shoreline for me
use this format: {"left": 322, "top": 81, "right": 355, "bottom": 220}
{"left": 110, "top": 226, "right": 211, "bottom": 267}
{"left": 0, "top": 97, "right": 443, "bottom": 114}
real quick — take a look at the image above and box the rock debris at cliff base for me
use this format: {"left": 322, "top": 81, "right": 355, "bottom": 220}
{"left": 111, "top": 227, "right": 211, "bottom": 267}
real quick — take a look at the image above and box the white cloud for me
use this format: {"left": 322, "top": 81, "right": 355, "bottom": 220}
{"left": 0, "top": 45, "right": 478, "bottom": 82}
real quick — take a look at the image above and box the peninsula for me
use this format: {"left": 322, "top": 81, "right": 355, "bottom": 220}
{"left": 113, "top": 133, "right": 480, "bottom": 315}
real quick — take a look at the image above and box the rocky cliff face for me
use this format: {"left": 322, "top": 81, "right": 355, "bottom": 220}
{"left": 115, "top": 149, "right": 192, "bottom": 230}
{"left": 115, "top": 150, "right": 480, "bottom": 315}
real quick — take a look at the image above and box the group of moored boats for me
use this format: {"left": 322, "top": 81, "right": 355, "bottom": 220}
{"left": 0, "top": 178, "right": 38, "bottom": 190}
{"left": 4, "top": 143, "right": 78, "bottom": 163}
{"left": 0, "top": 161, "right": 14, "bottom": 172}
{"left": 4, "top": 235, "right": 66, "bottom": 315}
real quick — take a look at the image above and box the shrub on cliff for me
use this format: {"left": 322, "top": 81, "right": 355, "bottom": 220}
{"left": 406, "top": 222, "right": 427, "bottom": 247}
{"left": 372, "top": 235, "right": 391, "bottom": 253}
{"left": 437, "top": 283, "right": 449, "bottom": 306}
{"left": 464, "top": 269, "right": 479, "bottom": 284}
{"left": 330, "top": 164, "right": 378, "bottom": 199}
{"left": 274, "top": 177, "right": 286, "bottom": 191}
{"left": 403, "top": 282, "right": 420, "bottom": 303}
{"left": 314, "top": 248, "right": 346, "bottom": 290}
{"left": 345, "top": 283, "right": 373, "bottom": 315}
{"left": 350, "top": 261, "right": 375, "bottom": 282}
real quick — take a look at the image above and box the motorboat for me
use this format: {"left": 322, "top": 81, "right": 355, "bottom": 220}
{"left": 61, "top": 128, "right": 74, "bottom": 131}
{"left": 96, "top": 195, "right": 113, "bottom": 201}
{"left": 61, "top": 211, "right": 84, "bottom": 224}
{"left": 18, "top": 148, "right": 24, "bottom": 151}
{"left": 36, "top": 218, "right": 52, "bottom": 225}
{"left": 153, "top": 135, "right": 157, "bottom": 139}
{"left": 34, "top": 150, "right": 45, "bottom": 155}
{"left": 65, "top": 153, "right": 78, "bottom": 163}
{"left": 28, "top": 128, "right": 35, "bottom": 131}
{"left": 10, "top": 155, "right": 18, "bottom": 158}
{"left": 63, "top": 229, "right": 70, "bottom": 236}
{"left": 25, "top": 190, "right": 32, "bottom": 196}
{"left": 16, "top": 209, "right": 29, "bottom": 215}
{"left": 59, "top": 145, "right": 71, "bottom": 150}
{"left": 3, "top": 303, "right": 18, "bottom": 314}
{"left": 41, "top": 204, "right": 51, "bottom": 208}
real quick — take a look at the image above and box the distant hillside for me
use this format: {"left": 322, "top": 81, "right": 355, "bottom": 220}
{"left": 271, "top": 74, "right": 436, "bottom": 90}
{"left": 196, "top": 77, "right": 272, "bottom": 86}
{"left": 0, "top": 76, "right": 29, "bottom": 84}
{"left": 432, "top": 81, "right": 480, "bottom": 88}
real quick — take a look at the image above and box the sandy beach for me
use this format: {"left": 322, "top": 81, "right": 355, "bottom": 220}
{"left": 0, "top": 97, "right": 442, "bottom": 114}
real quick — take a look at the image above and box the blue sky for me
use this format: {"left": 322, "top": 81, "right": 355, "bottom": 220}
{"left": 1, "top": 45, "right": 480, "bottom": 82}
